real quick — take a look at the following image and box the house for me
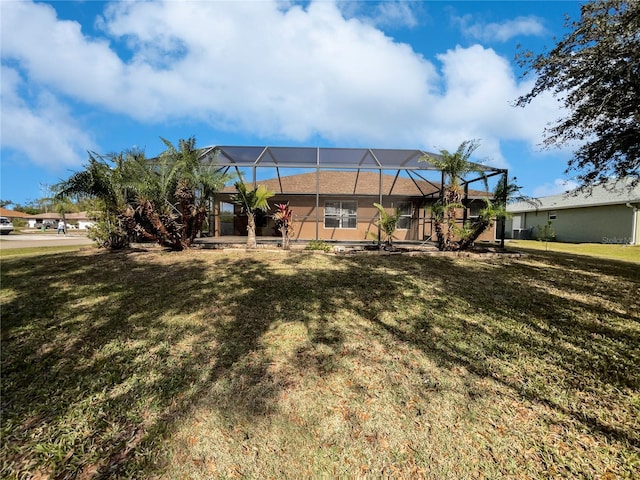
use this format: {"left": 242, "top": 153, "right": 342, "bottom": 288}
{"left": 65, "top": 212, "right": 95, "bottom": 230}
{"left": 214, "top": 173, "right": 499, "bottom": 244}
{"left": 27, "top": 212, "right": 94, "bottom": 230}
{"left": 506, "top": 178, "right": 640, "bottom": 245}
{"left": 27, "top": 212, "right": 60, "bottom": 229}
{"left": 204, "top": 146, "right": 506, "bottom": 244}
{"left": 0, "top": 207, "right": 28, "bottom": 220}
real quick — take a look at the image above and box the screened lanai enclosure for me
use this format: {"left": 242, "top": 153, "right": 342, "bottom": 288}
{"left": 198, "top": 146, "right": 507, "bottom": 245}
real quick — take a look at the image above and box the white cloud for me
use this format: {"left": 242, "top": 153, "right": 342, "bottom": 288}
{"left": 1, "top": 0, "right": 567, "bottom": 172}
{"left": 336, "top": 1, "right": 419, "bottom": 30}
{"left": 455, "top": 14, "right": 547, "bottom": 43}
{"left": 2, "top": 0, "right": 439, "bottom": 143}
{"left": 532, "top": 178, "right": 579, "bottom": 197}
{"left": 369, "top": 1, "right": 419, "bottom": 29}
{"left": 418, "top": 44, "right": 566, "bottom": 168}
{"left": 1, "top": 1, "right": 124, "bottom": 108}
{"left": 0, "top": 66, "right": 96, "bottom": 170}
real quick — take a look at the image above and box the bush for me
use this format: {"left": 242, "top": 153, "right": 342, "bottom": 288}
{"left": 305, "top": 240, "right": 332, "bottom": 252}
{"left": 536, "top": 220, "right": 556, "bottom": 242}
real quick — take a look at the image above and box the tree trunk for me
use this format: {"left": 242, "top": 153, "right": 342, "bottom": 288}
{"left": 433, "top": 216, "right": 445, "bottom": 251}
{"left": 140, "top": 200, "right": 185, "bottom": 251}
{"left": 459, "top": 218, "right": 492, "bottom": 251}
{"left": 246, "top": 213, "right": 257, "bottom": 248}
{"left": 277, "top": 219, "right": 290, "bottom": 250}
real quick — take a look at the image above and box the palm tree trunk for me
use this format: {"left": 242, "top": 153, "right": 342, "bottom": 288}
{"left": 434, "top": 218, "right": 445, "bottom": 251}
{"left": 247, "top": 213, "right": 257, "bottom": 248}
{"left": 459, "top": 218, "right": 491, "bottom": 251}
{"left": 445, "top": 208, "right": 457, "bottom": 250}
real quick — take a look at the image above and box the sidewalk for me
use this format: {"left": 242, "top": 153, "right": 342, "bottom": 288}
{"left": 0, "top": 233, "right": 93, "bottom": 249}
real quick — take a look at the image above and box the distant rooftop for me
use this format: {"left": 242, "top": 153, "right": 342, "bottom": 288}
{"left": 508, "top": 178, "right": 640, "bottom": 212}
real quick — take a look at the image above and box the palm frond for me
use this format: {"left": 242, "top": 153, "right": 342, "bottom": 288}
{"left": 231, "top": 182, "right": 274, "bottom": 214}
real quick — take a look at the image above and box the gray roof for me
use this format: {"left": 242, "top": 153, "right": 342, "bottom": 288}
{"left": 508, "top": 177, "right": 640, "bottom": 213}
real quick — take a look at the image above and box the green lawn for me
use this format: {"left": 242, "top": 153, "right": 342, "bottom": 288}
{"left": 1, "top": 248, "right": 639, "bottom": 478}
{"left": 0, "top": 244, "right": 90, "bottom": 258}
{"left": 507, "top": 239, "right": 640, "bottom": 263}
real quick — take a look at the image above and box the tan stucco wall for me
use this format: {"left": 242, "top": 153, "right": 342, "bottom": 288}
{"left": 214, "top": 195, "right": 497, "bottom": 243}
{"left": 276, "top": 197, "right": 421, "bottom": 241}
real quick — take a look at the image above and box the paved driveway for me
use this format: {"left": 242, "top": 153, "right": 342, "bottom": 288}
{"left": 0, "top": 233, "right": 94, "bottom": 249}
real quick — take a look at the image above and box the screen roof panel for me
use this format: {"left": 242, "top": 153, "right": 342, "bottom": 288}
{"left": 200, "top": 145, "right": 498, "bottom": 173}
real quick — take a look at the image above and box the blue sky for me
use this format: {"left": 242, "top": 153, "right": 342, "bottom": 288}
{"left": 1, "top": 0, "right": 585, "bottom": 206}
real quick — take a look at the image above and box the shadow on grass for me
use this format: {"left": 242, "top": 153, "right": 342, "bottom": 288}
{"left": 1, "top": 248, "right": 639, "bottom": 478}
{"left": 2, "top": 250, "right": 222, "bottom": 478}
{"left": 1, "top": 250, "right": 410, "bottom": 478}
{"left": 360, "top": 253, "right": 639, "bottom": 448}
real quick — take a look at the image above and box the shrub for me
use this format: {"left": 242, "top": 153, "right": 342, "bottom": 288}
{"left": 536, "top": 220, "right": 556, "bottom": 242}
{"left": 305, "top": 240, "right": 332, "bottom": 252}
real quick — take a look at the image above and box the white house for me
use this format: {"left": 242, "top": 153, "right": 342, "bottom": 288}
{"left": 27, "top": 212, "right": 95, "bottom": 230}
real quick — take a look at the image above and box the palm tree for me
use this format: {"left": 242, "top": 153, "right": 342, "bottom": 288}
{"left": 372, "top": 202, "right": 402, "bottom": 249}
{"left": 458, "top": 199, "right": 508, "bottom": 250}
{"left": 434, "top": 173, "right": 532, "bottom": 251}
{"left": 58, "top": 138, "right": 228, "bottom": 251}
{"left": 421, "top": 140, "right": 487, "bottom": 251}
{"left": 231, "top": 182, "right": 274, "bottom": 248}
{"left": 157, "top": 138, "right": 229, "bottom": 246}
{"left": 56, "top": 151, "right": 134, "bottom": 249}
{"left": 51, "top": 193, "right": 76, "bottom": 235}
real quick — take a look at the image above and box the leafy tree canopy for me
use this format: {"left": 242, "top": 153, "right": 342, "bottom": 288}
{"left": 515, "top": 0, "right": 639, "bottom": 187}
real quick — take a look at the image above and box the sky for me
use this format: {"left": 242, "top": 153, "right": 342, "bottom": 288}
{"left": 1, "top": 0, "right": 587, "bottom": 207}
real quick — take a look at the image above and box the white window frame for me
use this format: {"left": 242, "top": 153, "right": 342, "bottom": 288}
{"left": 396, "top": 202, "right": 412, "bottom": 230}
{"left": 324, "top": 201, "right": 357, "bottom": 229}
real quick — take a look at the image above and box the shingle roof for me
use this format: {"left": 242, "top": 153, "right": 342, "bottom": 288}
{"left": 508, "top": 177, "right": 640, "bottom": 212}
{"left": 64, "top": 212, "right": 91, "bottom": 220}
{"left": 26, "top": 212, "right": 61, "bottom": 219}
{"left": 0, "top": 207, "right": 28, "bottom": 218}
{"left": 222, "top": 171, "right": 490, "bottom": 198}
{"left": 24, "top": 211, "right": 91, "bottom": 220}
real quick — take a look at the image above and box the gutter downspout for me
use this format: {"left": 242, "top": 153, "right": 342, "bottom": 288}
{"left": 625, "top": 203, "right": 638, "bottom": 245}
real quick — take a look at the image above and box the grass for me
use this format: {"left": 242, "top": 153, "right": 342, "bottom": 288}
{"left": 507, "top": 239, "right": 640, "bottom": 264}
{"left": 0, "top": 245, "right": 91, "bottom": 258}
{"left": 1, "top": 247, "right": 639, "bottom": 479}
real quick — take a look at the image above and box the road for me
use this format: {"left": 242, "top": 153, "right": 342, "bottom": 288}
{"left": 0, "top": 233, "right": 94, "bottom": 249}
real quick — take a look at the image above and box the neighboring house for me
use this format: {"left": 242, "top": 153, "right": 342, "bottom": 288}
{"left": 65, "top": 212, "right": 95, "bottom": 230}
{"left": 27, "top": 212, "right": 94, "bottom": 230}
{"left": 27, "top": 212, "right": 60, "bottom": 229}
{"left": 0, "top": 207, "right": 29, "bottom": 220}
{"left": 506, "top": 178, "right": 640, "bottom": 245}
{"left": 215, "top": 171, "right": 497, "bottom": 243}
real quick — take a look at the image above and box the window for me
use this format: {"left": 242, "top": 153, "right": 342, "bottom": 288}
{"left": 469, "top": 204, "right": 482, "bottom": 219}
{"left": 219, "top": 202, "right": 235, "bottom": 235}
{"left": 549, "top": 211, "right": 557, "bottom": 220}
{"left": 396, "top": 202, "right": 412, "bottom": 229}
{"left": 325, "top": 201, "right": 357, "bottom": 229}
{"left": 255, "top": 211, "right": 268, "bottom": 228}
